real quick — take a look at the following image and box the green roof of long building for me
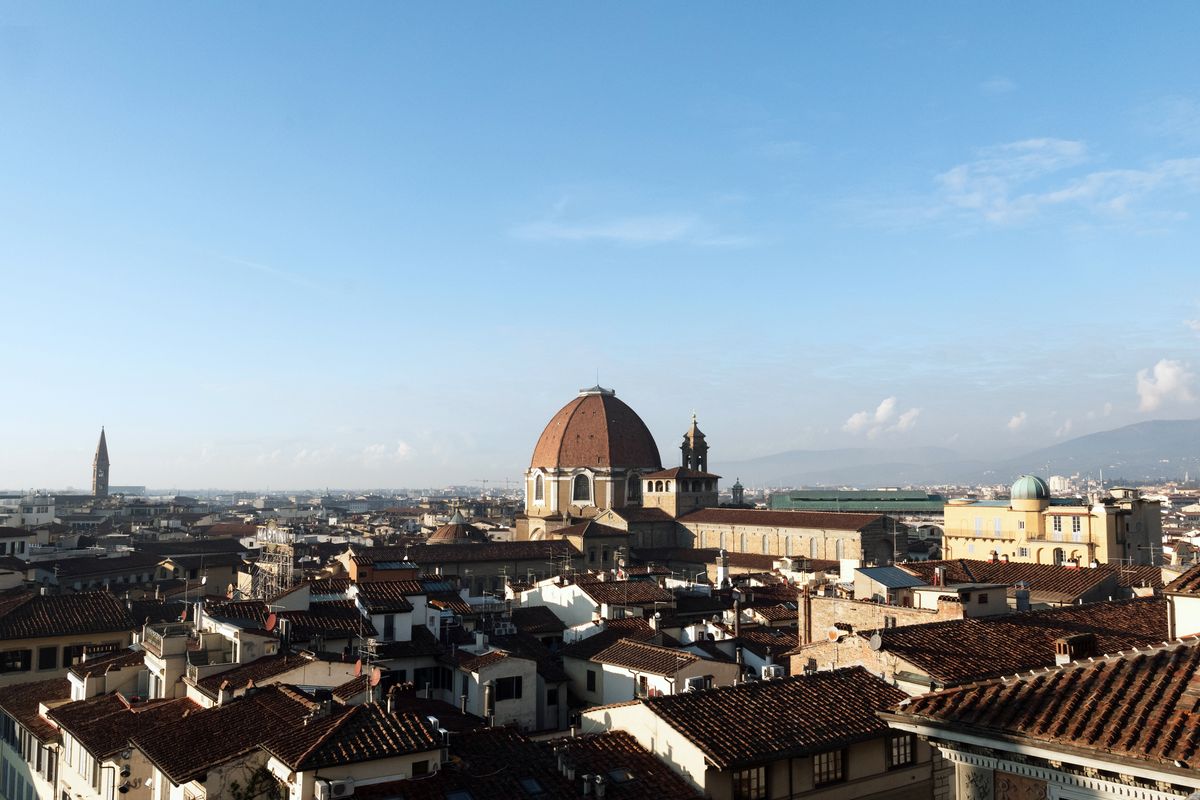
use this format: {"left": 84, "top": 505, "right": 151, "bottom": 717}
{"left": 768, "top": 490, "right": 946, "bottom": 513}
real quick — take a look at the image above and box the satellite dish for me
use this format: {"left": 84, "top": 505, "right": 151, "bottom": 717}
{"left": 354, "top": 659, "right": 363, "bottom": 677}
{"left": 370, "top": 667, "right": 382, "bottom": 687}
{"left": 265, "top": 613, "right": 277, "bottom": 632}
{"left": 869, "top": 633, "right": 884, "bottom": 651}
{"left": 826, "top": 626, "right": 843, "bottom": 642}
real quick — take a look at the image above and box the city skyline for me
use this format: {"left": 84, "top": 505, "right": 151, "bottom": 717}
{"left": 4, "top": 4, "right": 1200, "bottom": 487}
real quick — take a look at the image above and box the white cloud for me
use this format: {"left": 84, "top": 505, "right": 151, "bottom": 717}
{"left": 926, "top": 138, "right": 1200, "bottom": 225}
{"left": 980, "top": 77, "right": 1017, "bottom": 95}
{"left": 1137, "top": 359, "right": 1196, "bottom": 411}
{"left": 844, "top": 397, "right": 920, "bottom": 437}
{"left": 1186, "top": 319, "right": 1200, "bottom": 333}
{"left": 1140, "top": 95, "right": 1200, "bottom": 144}
{"left": 1055, "top": 418, "right": 1073, "bottom": 438}
{"left": 895, "top": 407, "right": 921, "bottom": 432}
{"left": 1007, "top": 411, "right": 1027, "bottom": 431}
{"left": 363, "top": 440, "right": 416, "bottom": 466}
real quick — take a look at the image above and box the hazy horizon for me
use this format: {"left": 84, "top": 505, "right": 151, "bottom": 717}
{"left": 4, "top": 5, "right": 1200, "bottom": 488}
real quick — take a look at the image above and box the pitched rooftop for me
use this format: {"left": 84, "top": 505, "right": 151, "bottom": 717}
{"left": 642, "top": 667, "right": 906, "bottom": 770}
{"left": 894, "top": 639, "right": 1200, "bottom": 773}
{"left": 852, "top": 597, "right": 1168, "bottom": 686}
{"left": 0, "top": 589, "right": 135, "bottom": 639}
{"left": 263, "top": 702, "right": 441, "bottom": 771}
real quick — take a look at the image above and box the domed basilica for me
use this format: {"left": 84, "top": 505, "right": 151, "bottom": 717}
{"left": 516, "top": 387, "right": 898, "bottom": 568}
{"left": 517, "top": 386, "right": 720, "bottom": 541}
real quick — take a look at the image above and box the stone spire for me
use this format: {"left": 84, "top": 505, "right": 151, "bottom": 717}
{"left": 92, "top": 427, "right": 110, "bottom": 498}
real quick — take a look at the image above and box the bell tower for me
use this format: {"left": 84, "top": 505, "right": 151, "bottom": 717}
{"left": 92, "top": 427, "right": 110, "bottom": 498}
{"left": 680, "top": 413, "right": 708, "bottom": 472}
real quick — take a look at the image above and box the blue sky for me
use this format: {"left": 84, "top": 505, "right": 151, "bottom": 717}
{"left": 3, "top": 4, "right": 1200, "bottom": 489}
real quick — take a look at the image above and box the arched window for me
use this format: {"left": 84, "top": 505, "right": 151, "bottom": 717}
{"left": 655, "top": 480, "right": 664, "bottom": 492}
{"left": 627, "top": 475, "right": 640, "bottom": 502}
{"left": 835, "top": 540, "right": 844, "bottom": 560}
{"left": 534, "top": 474, "right": 544, "bottom": 502}
{"left": 1053, "top": 547, "right": 1065, "bottom": 566}
{"left": 810, "top": 538, "right": 818, "bottom": 559}
{"left": 761, "top": 534, "right": 769, "bottom": 554}
{"left": 739, "top": 533, "right": 747, "bottom": 552}
{"left": 719, "top": 532, "right": 727, "bottom": 550}
{"left": 572, "top": 474, "right": 591, "bottom": 503}
{"left": 665, "top": 481, "right": 672, "bottom": 492}
{"left": 786, "top": 536, "right": 794, "bottom": 556}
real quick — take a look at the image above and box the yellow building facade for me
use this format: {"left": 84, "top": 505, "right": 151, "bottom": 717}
{"left": 943, "top": 476, "right": 1161, "bottom": 566}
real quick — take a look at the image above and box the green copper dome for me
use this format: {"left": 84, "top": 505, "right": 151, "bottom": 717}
{"left": 1011, "top": 475, "right": 1051, "bottom": 500}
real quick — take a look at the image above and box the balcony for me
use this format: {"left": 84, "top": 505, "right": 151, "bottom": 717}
{"left": 142, "top": 622, "right": 194, "bottom": 658}
{"left": 186, "top": 649, "right": 236, "bottom": 683}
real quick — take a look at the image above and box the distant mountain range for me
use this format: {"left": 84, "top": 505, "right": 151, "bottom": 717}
{"left": 720, "top": 419, "right": 1200, "bottom": 488}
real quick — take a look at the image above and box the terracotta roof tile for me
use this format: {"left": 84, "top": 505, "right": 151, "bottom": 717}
{"left": 1165, "top": 563, "right": 1200, "bottom": 596}
{"left": 863, "top": 597, "right": 1168, "bottom": 685}
{"left": 642, "top": 667, "right": 906, "bottom": 769}
{"left": 195, "top": 652, "right": 316, "bottom": 696}
{"left": 309, "top": 577, "right": 352, "bottom": 595}
{"left": 453, "top": 649, "right": 511, "bottom": 673}
{"left": 902, "top": 559, "right": 1134, "bottom": 602}
{"left": 0, "top": 589, "right": 135, "bottom": 639}
{"left": 354, "top": 581, "right": 420, "bottom": 613}
{"left": 134, "top": 686, "right": 315, "bottom": 783}
{"left": 575, "top": 579, "right": 674, "bottom": 606}
{"left": 0, "top": 677, "right": 70, "bottom": 742}
{"left": 49, "top": 694, "right": 199, "bottom": 758}
{"left": 263, "top": 703, "right": 440, "bottom": 770}
{"left": 642, "top": 467, "right": 721, "bottom": 479}
{"left": 511, "top": 605, "right": 567, "bottom": 635}
{"left": 281, "top": 600, "right": 377, "bottom": 640}
{"left": 592, "top": 640, "right": 698, "bottom": 675}
{"left": 561, "top": 619, "right": 677, "bottom": 661}
{"left": 530, "top": 390, "right": 663, "bottom": 470}
{"left": 897, "top": 639, "right": 1200, "bottom": 769}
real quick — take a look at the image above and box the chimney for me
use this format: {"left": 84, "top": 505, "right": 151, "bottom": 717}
{"left": 732, "top": 597, "right": 741, "bottom": 638}
{"left": 1001, "top": 554, "right": 1010, "bottom": 564}
{"left": 1014, "top": 586, "right": 1031, "bottom": 612}
{"left": 1054, "top": 633, "right": 1097, "bottom": 665}
{"left": 483, "top": 680, "right": 495, "bottom": 724}
{"left": 716, "top": 549, "right": 729, "bottom": 588}
{"left": 475, "top": 631, "right": 487, "bottom": 651}
{"left": 800, "top": 585, "right": 813, "bottom": 646}
{"left": 933, "top": 566, "right": 945, "bottom": 587}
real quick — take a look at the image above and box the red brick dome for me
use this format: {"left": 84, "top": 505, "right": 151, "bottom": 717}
{"left": 530, "top": 387, "right": 662, "bottom": 471}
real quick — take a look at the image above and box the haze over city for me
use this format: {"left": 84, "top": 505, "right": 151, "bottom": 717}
{"left": 4, "top": 4, "right": 1200, "bottom": 489}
